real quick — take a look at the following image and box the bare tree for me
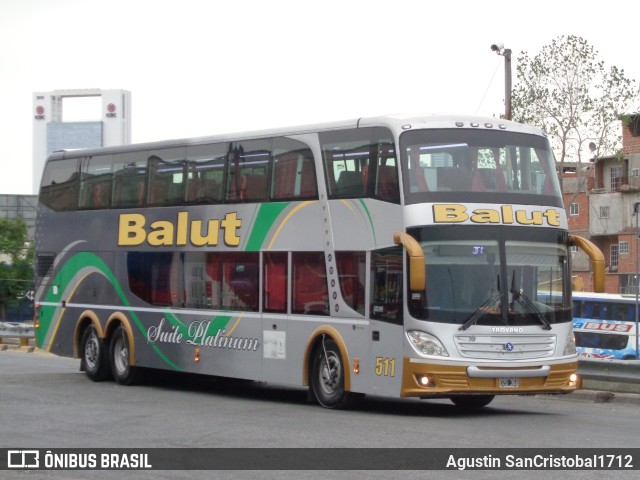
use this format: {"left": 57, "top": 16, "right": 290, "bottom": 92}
{"left": 511, "top": 35, "right": 638, "bottom": 190}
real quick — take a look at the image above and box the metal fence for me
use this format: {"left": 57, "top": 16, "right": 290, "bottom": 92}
{"left": 0, "top": 321, "right": 34, "bottom": 347}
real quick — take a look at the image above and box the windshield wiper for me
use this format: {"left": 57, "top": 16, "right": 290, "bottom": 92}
{"left": 459, "top": 276, "right": 501, "bottom": 331}
{"left": 510, "top": 273, "right": 552, "bottom": 330}
{"left": 459, "top": 294, "right": 502, "bottom": 330}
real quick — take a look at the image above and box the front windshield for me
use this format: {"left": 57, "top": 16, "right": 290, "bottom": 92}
{"left": 409, "top": 227, "right": 571, "bottom": 327}
{"left": 400, "top": 128, "right": 561, "bottom": 204}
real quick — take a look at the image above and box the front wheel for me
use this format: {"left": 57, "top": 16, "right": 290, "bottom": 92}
{"left": 81, "top": 324, "right": 110, "bottom": 381}
{"left": 450, "top": 395, "right": 495, "bottom": 409}
{"left": 109, "top": 325, "right": 140, "bottom": 385}
{"left": 310, "top": 338, "right": 358, "bottom": 409}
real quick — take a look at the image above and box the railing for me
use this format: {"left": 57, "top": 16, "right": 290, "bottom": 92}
{"left": 0, "top": 322, "right": 35, "bottom": 348}
{"left": 591, "top": 176, "right": 640, "bottom": 194}
{"left": 578, "top": 358, "right": 640, "bottom": 394}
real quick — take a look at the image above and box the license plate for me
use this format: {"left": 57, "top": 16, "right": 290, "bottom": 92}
{"left": 499, "top": 377, "right": 519, "bottom": 388}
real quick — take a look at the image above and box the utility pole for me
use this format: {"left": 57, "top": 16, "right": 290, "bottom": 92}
{"left": 491, "top": 43, "right": 512, "bottom": 120}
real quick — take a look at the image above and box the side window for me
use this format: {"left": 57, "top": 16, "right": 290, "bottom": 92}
{"left": 226, "top": 139, "right": 271, "bottom": 202}
{"left": 371, "top": 246, "right": 403, "bottom": 323}
{"left": 147, "top": 148, "right": 186, "bottom": 207}
{"left": 572, "top": 300, "right": 582, "bottom": 318}
{"left": 271, "top": 137, "right": 318, "bottom": 200}
{"left": 185, "top": 143, "right": 227, "bottom": 204}
{"left": 79, "top": 155, "right": 112, "bottom": 209}
{"left": 182, "top": 252, "right": 217, "bottom": 309}
{"left": 374, "top": 144, "right": 399, "bottom": 203}
{"left": 113, "top": 152, "right": 147, "bottom": 208}
{"left": 222, "top": 252, "right": 259, "bottom": 311}
{"left": 264, "top": 252, "right": 288, "bottom": 313}
{"left": 39, "top": 158, "right": 80, "bottom": 211}
{"left": 292, "top": 252, "right": 328, "bottom": 315}
{"left": 127, "top": 252, "right": 182, "bottom": 307}
{"left": 207, "top": 252, "right": 259, "bottom": 312}
{"left": 320, "top": 127, "right": 398, "bottom": 203}
{"left": 336, "top": 251, "right": 365, "bottom": 315}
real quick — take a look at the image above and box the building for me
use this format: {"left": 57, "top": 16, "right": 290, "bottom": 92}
{"left": 562, "top": 162, "right": 594, "bottom": 291}
{"left": 568, "top": 113, "right": 640, "bottom": 293}
{"left": 32, "top": 89, "right": 131, "bottom": 194}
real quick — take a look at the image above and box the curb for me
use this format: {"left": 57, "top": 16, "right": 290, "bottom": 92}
{"left": 546, "top": 389, "right": 640, "bottom": 406}
{"left": 0, "top": 343, "right": 36, "bottom": 353}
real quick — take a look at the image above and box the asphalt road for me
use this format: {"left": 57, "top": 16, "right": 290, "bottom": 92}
{"left": 1, "top": 349, "right": 638, "bottom": 480}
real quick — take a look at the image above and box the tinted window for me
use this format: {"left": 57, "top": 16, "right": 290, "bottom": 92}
{"left": 79, "top": 155, "right": 112, "bottom": 209}
{"left": 147, "top": 148, "right": 187, "bottom": 207}
{"left": 40, "top": 158, "right": 80, "bottom": 211}
{"left": 292, "top": 252, "right": 328, "bottom": 315}
{"left": 271, "top": 137, "right": 317, "bottom": 200}
{"left": 185, "top": 143, "right": 227, "bottom": 204}
{"left": 321, "top": 127, "right": 399, "bottom": 203}
{"left": 336, "top": 251, "right": 365, "bottom": 315}
{"left": 113, "top": 151, "right": 147, "bottom": 208}
{"left": 370, "top": 246, "right": 403, "bottom": 323}
{"left": 226, "top": 139, "right": 271, "bottom": 202}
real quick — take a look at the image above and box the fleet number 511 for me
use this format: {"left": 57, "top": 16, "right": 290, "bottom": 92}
{"left": 375, "top": 357, "right": 396, "bottom": 377}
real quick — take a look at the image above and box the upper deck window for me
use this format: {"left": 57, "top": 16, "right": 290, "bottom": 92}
{"left": 321, "top": 127, "right": 400, "bottom": 204}
{"left": 400, "top": 129, "right": 560, "bottom": 205}
{"left": 39, "top": 158, "right": 80, "bottom": 211}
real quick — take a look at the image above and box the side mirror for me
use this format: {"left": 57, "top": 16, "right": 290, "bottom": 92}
{"left": 393, "top": 232, "right": 425, "bottom": 292}
{"left": 569, "top": 235, "right": 605, "bottom": 293}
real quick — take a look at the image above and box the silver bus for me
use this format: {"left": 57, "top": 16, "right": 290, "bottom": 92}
{"left": 34, "top": 114, "right": 604, "bottom": 409}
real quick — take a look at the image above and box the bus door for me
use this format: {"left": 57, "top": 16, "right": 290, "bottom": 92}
{"left": 368, "top": 247, "right": 405, "bottom": 396}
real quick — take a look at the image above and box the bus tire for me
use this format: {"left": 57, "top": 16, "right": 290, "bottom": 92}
{"left": 109, "top": 325, "right": 140, "bottom": 386}
{"left": 450, "top": 394, "right": 495, "bottom": 409}
{"left": 81, "top": 324, "right": 110, "bottom": 382}
{"left": 310, "top": 338, "right": 355, "bottom": 409}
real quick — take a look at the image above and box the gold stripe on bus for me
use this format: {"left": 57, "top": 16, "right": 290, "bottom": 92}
{"left": 302, "top": 325, "right": 351, "bottom": 391}
{"left": 225, "top": 314, "right": 243, "bottom": 337}
{"left": 72, "top": 310, "right": 103, "bottom": 358}
{"left": 267, "top": 201, "right": 316, "bottom": 250}
{"left": 338, "top": 199, "right": 357, "bottom": 215}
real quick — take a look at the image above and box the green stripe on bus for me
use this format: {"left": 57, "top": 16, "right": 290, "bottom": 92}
{"left": 359, "top": 199, "right": 377, "bottom": 246}
{"left": 45, "top": 252, "right": 181, "bottom": 371}
{"left": 245, "top": 202, "right": 290, "bottom": 251}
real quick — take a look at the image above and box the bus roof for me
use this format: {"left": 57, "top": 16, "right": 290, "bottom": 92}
{"left": 46, "top": 113, "right": 548, "bottom": 161}
{"left": 573, "top": 291, "right": 639, "bottom": 302}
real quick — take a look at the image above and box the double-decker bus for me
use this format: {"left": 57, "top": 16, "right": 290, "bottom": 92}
{"left": 573, "top": 292, "right": 639, "bottom": 360}
{"left": 34, "top": 114, "right": 605, "bottom": 409}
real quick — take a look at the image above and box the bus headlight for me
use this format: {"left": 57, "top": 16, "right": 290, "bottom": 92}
{"left": 407, "top": 331, "right": 449, "bottom": 357}
{"left": 564, "top": 331, "right": 577, "bottom": 355}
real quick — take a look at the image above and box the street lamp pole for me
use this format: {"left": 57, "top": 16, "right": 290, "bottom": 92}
{"left": 633, "top": 203, "right": 640, "bottom": 360}
{"left": 491, "top": 43, "right": 512, "bottom": 120}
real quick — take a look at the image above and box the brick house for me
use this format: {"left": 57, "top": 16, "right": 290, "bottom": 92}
{"left": 566, "top": 113, "right": 640, "bottom": 293}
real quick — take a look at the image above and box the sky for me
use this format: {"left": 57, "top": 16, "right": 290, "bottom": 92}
{"left": 1, "top": 0, "right": 639, "bottom": 195}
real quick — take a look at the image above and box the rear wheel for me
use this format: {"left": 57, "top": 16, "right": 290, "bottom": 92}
{"left": 81, "top": 324, "right": 110, "bottom": 381}
{"left": 310, "top": 338, "right": 358, "bottom": 409}
{"left": 109, "top": 325, "right": 140, "bottom": 385}
{"left": 450, "top": 395, "right": 495, "bottom": 409}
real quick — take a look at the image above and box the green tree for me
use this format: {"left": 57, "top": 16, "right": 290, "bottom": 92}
{"left": 0, "top": 217, "right": 33, "bottom": 321}
{"left": 511, "top": 35, "right": 638, "bottom": 189}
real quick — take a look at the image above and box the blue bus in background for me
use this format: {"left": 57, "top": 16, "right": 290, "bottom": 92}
{"left": 572, "top": 292, "right": 638, "bottom": 360}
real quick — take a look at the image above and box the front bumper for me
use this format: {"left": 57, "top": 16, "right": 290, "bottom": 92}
{"left": 400, "top": 358, "right": 580, "bottom": 397}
